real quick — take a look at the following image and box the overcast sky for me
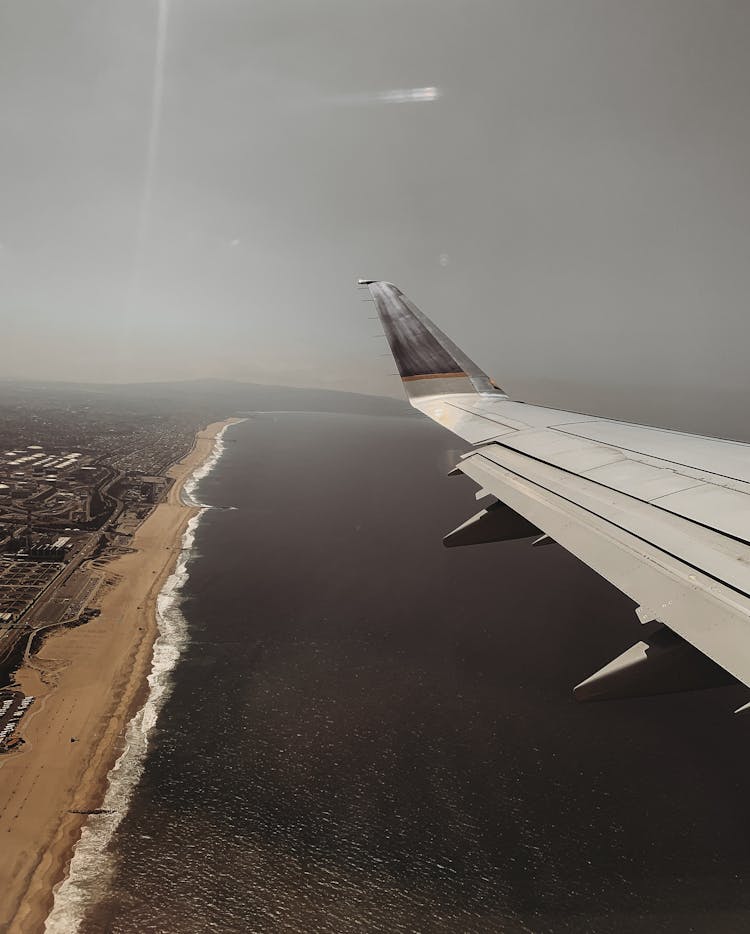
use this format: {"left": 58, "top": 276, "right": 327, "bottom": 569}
{"left": 1, "top": 1, "right": 750, "bottom": 434}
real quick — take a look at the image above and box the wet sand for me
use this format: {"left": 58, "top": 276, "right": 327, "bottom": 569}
{"left": 0, "top": 418, "right": 237, "bottom": 934}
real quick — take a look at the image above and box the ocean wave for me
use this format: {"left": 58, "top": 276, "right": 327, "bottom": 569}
{"left": 181, "top": 421, "right": 235, "bottom": 508}
{"left": 44, "top": 423, "right": 235, "bottom": 934}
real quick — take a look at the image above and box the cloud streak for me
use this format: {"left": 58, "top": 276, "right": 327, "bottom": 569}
{"left": 328, "top": 86, "right": 442, "bottom": 106}
{"left": 377, "top": 86, "right": 441, "bottom": 104}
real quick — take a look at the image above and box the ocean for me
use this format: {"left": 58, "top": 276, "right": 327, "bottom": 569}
{"left": 47, "top": 411, "right": 750, "bottom": 933}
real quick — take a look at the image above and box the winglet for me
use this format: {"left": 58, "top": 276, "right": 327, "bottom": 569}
{"left": 362, "top": 280, "right": 505, "bottom": 400}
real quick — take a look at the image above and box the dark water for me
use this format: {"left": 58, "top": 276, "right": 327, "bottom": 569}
{"left": 81, "top": 412, "right": 750, "bottom": 933}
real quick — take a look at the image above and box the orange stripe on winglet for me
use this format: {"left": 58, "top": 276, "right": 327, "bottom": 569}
{"left": 401, "top": 372, "right": 468, "bottom": 382}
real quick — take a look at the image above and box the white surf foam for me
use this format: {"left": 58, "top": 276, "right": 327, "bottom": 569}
{"left": 181, "top": 420, "right": 236, "bottom": 508}
{"left": 44, "top": 423, "right": 237, "bottom": 933}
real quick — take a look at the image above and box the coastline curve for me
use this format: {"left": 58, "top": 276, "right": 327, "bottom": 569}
{"left": 43, "top": 419, "right": 240, "bottom": 933}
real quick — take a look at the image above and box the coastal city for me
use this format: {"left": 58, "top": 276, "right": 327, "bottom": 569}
{"left": 0, "top": 385, "right": 206, "bottom": 752}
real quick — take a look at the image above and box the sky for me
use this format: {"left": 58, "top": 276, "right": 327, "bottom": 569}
{"left": 2, "top": 1, "right": 750, "bottom": 436}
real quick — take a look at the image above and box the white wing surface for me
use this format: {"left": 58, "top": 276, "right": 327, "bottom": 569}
{"left": 361, "top": 279, "right": 750, "bottom": 707}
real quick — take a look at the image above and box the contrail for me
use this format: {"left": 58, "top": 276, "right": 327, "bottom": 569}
{"left": 126, "top": 0, "right": 170, "bottom": 316}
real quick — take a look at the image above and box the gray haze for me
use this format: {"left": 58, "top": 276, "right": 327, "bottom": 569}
{"left": 2, "top": 1, "right": 750, "bottom": 437}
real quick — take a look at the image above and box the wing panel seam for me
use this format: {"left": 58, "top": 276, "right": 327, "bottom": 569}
{"left": 555, "top": 426, "right": 750, "bottom": 487}
{"left": 464, "top": 450, "right": 750, "bottom": 605}
{"left": 479, "top": 436, "right": 750, "bottom": 550}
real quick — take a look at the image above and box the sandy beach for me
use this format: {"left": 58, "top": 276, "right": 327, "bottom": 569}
{"left": 0, "top": 418, "right": 237, "bottom": 933}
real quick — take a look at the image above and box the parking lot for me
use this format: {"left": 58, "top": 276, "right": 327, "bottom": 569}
{"left": 0, "top": 559, "right": 62, "bottom": 623}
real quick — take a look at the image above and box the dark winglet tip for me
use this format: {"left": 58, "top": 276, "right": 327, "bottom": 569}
{"left": 358, "top": 279, "right": 399, "bottom": 290}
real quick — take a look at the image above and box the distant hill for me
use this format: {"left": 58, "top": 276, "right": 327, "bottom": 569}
{"left": 0, "top": 378, "right": 413, "bottom": 420}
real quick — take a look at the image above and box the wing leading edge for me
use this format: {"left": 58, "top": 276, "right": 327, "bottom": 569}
{"left": 362, "top": 278, "right": 750, "bottom": 709}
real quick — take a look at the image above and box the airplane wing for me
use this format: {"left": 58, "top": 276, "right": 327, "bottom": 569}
{"left": 361, "top": 279, "right": 750, "bottom": 707}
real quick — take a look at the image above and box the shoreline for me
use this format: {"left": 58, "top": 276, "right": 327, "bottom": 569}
{"left": 0, "top": 418, "right": 239, "bottom": 933}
